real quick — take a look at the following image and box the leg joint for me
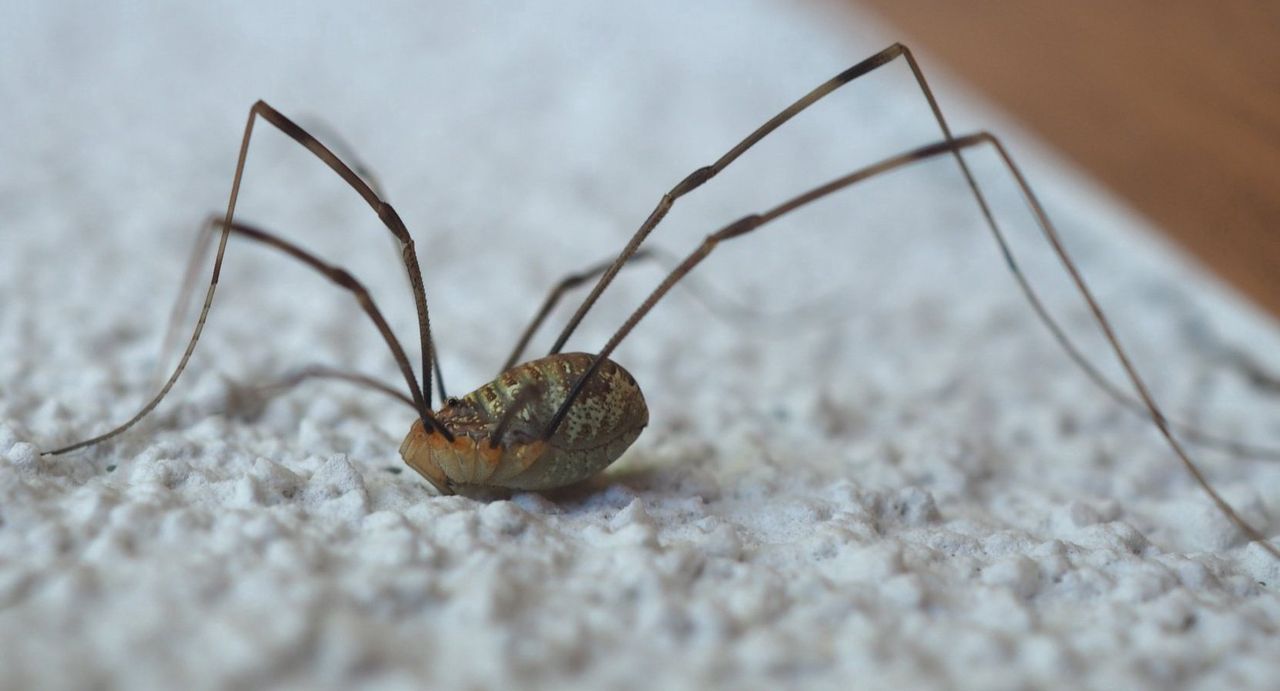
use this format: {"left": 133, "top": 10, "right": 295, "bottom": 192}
{"left": 672, "top": 165, "right": 715, "bottom": 197}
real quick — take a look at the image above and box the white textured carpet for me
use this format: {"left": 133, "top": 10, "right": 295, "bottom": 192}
{"left": 3, "top": 2, "right": 1279, "bottom": 689}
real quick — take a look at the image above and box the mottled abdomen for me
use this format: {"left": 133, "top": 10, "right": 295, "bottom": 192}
{"left": 399, "top": 352, "right": 648, "bottom": 492}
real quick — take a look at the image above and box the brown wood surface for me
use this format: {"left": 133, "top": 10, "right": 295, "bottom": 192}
{"left": 849, "top": 1, "right": 1280, "bottom": 316}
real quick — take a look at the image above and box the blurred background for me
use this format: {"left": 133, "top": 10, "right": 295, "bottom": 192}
{"left": 848, "top": 0, "right": 1280, "bottom": 317}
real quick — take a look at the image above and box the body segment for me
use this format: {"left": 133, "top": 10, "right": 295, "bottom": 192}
{"left": 399, "top": 352, "right": 648, "bottom": 492}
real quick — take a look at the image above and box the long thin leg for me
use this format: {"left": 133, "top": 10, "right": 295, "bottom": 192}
{"left": 551, "top": 44, "right": 1280, "bottom": 461}
{"left": 292, "top": 115, "right": 388, "bottom": 200}
{"left": 549, "top": 44, "right": 938, "bottom": 355}
{"left": 49, "top": 102, "right": 448, "bottom": 454}
{"left": 568, "top": 260, "right": 1280, "bottom": 459}
{"left": 244, "top": 102, "right": 442, "bottom": 404}
{"left": 502, "top": 249, "right": 655, "bottom": 372}
{"left": 506, "top": 245, "right": 826, "bottom": 373}
{"left": 277, "top": 116, "right": 452, "bottom": 399}
{"left": 47, "top": 218, "right": 449, "bottom": 455}
{"left": 151, "top": 215, "right": 220, "bottom": 387}
{"left": 543, "top": 132, "right": 1278, "bottom": 558}
{"left": 156, "top": 215, "right": 447, "bottom": 402}
{"left": 519, "top": 232, "right": 1280, "bottom": 458}
{"left": 251, "top": 364, "right": 417, "bottom": 410}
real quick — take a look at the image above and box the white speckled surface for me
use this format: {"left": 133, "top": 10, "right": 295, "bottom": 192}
{"left": 3, "top": 1, "right": 1280, "bottom": 689}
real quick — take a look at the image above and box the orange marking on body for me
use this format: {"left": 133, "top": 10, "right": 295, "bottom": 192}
{"left": 399, "top": 419, "right": 449, "bottom": 493}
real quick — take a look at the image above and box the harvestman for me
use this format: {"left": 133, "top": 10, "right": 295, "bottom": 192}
{"left": 43, "top": 44, "right": 1280, "bottom": 558}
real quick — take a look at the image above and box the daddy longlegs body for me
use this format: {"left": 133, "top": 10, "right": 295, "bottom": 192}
{"left": 43, "top": 44, "right": 1280, "bottom": 559}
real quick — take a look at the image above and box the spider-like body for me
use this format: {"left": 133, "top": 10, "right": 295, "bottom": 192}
{"left": 41, "top": 43, "right": 1278, "bottom": 558}
{"left": 400, "top": 353, "right": 647, "bottom": 493}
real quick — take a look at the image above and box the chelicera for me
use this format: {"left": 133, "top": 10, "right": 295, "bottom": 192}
{"left": 44, "top": 44, "right": 1279, "bottom": 558}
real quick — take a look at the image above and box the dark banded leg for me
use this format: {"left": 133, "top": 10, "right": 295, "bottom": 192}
{"left": 241, "top": 102, "right": 442, "bottom": 405}
{"left": 502, "top": 249, "right": 656, "bottom": 373}
{"left": 544, "top": 132, "right": 1278, "bottom": 559}
{"left": 49, "top": 101, "right": 447, "bottom": 454}
{"left": 155, "top": 113, "right": 448, "bottom": 393}
{"left": 543, "top": 44, "right": 1280, "bottom": 463}
{"left": 48, "top": 218, "right": 449, "bottom": 455}
{"left": 151, "top": 215, "right": 221, "bottom": 387}
{"left": 550, "top": 43, "right": 932, "bottom": 355}
{"left": 251, "top": 364, "right": 417, "bottom": 410}
{"left": 155, "top": 215, "right": 447, "bottom": 407}
{"left": 292, "top": 115, "right": 388, "bottom": 200}
{"left": 505, "top": 245, "right": 806, "bottom": 374}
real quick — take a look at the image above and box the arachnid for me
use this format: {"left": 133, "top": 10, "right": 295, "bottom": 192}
{"left": 42, "top": 44, "right": 1279, "bottom": 558}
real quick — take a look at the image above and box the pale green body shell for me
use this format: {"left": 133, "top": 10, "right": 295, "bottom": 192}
{"left": 399, "top": 352, "right": 649, "bottom": 492}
